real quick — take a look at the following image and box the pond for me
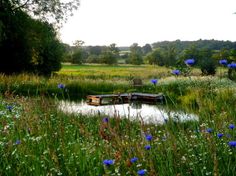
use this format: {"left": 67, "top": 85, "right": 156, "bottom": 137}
{"left": 58, "top": 100, "right": 199, "bottom": 124}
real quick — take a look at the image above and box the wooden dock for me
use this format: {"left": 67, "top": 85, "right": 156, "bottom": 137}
{"left": 86, "top": 93, "right": 164, "bottom": 106}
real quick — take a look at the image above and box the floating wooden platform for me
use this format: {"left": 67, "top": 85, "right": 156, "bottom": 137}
{"left": 86, "top": 93, "right": 164, "bottom": 106}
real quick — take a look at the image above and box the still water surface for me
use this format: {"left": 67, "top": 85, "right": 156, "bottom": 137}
{"left": 59, "top": 100, "right": 198, "bottom": 124}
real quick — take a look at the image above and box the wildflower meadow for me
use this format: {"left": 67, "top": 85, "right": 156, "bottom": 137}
{"left": 0, "top": 61, "right": 236, "bottom": 175}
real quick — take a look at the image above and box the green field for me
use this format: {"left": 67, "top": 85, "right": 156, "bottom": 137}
{"left": 59, "top": 64, "right": 202, "bottom": 81}
{"left": 0, "top": 64, "right": 236, "bottom": 175}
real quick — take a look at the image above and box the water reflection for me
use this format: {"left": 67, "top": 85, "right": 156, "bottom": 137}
{"left": 58, "top": 100, "right": 198, "bottom": 124}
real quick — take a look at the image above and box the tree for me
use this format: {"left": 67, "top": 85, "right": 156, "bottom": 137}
{"left": 99, "top": 50, "right": 117, "bottom": 65}
{"left": 144, "top": 48, "right": 164, "bottom": 65}
{"left": 1, "top": 0, "right": 80, "bottom": 24}
{"left": 70, "top": 40, "right": 87, "bottom": 64}
{"left": 99, "top": 44, "right": 118, "bottom": 65}
{"left": 129, "top": 43, "right": 143, "bottom": 65}
{"left": 109, "top": 43, "right": 120, "bottom": 58}
{"left": 0, "top": 0, "right": 79, "bottom": 75}
{"left": 27, "top": 19, "right": 65, "bottom": 75}
{"left": 0, "top": 9, "right": 32, "bottom": 73}
{"left": 73, "top": 40, "right": 85, "bottom": 47}
{"left": 87, "top": 46, "right": 103, "bottom": 56}
{"left": 142, "top": 44, "right": 152, "bottom": 55}
{"left": 162, "top": 45, "right": 177, "bottom": 67}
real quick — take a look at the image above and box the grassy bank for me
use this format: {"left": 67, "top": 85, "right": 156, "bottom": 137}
{"left": 0, "top": 71, "right": 235, "bottom": 104}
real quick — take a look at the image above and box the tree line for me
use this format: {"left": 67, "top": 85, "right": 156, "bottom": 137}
{"left": 64, "top": 39, "right": 236, "bottom": 75}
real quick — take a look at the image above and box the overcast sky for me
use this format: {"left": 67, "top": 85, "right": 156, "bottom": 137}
{"left": 59, "top": 0, "right": 236, "bottom": 46}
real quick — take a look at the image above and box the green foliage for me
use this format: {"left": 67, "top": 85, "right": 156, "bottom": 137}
{"left": 0, "top": 0, "right": 80, "bottom": 75}
{"left": 0, "top": 10, "right": 32, "bottom": 73}
{"left": 0, "top": 8, "right": 64, "bottom": 75}
{"left": 99, "top": 50, "right": 117, "bottom": 65}
{"left": 228, "top": 69, "right": 236, "bottom": 81}
{"left": 142, "top": 43, "right": 152, "bottom": 55}
{"left": 153, "top": 39, "right": 236, "bottom": 51}
{"left": 144, "top": 48, "right": 164, "bottom": 65}
{"left": 199, "top": 58, "right": 216, "bottom": 75}
{"left": 98, "top": 44, "right": 119, "bottom": 65}
{"left": 1, "top": 0, "right": 80, "bottom": 24}
{"left": 129, "top": 43, "right": 143, "bottom": 65}
{"left": 71, "top": 49, "right": 85, "bottom": 64}
{"left": 28, "top": 20, "right": 64, "bottom": 75}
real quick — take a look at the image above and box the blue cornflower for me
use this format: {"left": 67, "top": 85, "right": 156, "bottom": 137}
{"left": 145, "top": 145, "right": 151, "bottom": 150}
{"left": 137, "top": 169, "right": 146, "bottom": 176}
{"left": 145, "top": 134, "right": 152, "bottom": 141}
{"left": 151, "top": 79, "right": 158, "bottom": 85}
{"left": 172, "top": 69, "right": 181, "bottom": 75}
{"left": 228, "top": 141, "right": 236, "bottom": 148}
{"left": 184, "top": 59, "right": 195, "bottom": 66}
{"left": 15, "top": 140, "right": 21, "bottom": 145}
{"left": 103, "top": 117, "right": 109, "bottom": 123}
{"left": 130, "top": 157, "right": 138, "bottom": 163}
{"left": 206, "top": 128, "right": 213, "bottom": 133}
{"left": 227, "top": 63, "right": 236, "bottom": 69}
{"left": 217, "top": 133, "right": 224, "bottom": 138}
{"left": 6, "top": 105, "right": 13, "bottom": 111}
{"left": 219, "top": 59, "right": 227, "bottom": 65}
{"left": 58, "top": 83, "right": 65, "bottom": 89}
{"left": 229, "top": 124, "right": 235, "bottom": 129}
{"left": 103, "top": 159, "right": 114, "bottom": 166}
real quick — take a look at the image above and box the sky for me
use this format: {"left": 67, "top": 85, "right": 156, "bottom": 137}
{"left": 59, "top": 0, "right": 236, "bottom": 46}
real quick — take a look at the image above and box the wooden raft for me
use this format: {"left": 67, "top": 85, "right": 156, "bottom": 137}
{"left": 86, "top": 93, "right": 164, "bottom": 106}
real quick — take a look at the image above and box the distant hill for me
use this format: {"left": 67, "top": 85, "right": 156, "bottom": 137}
{"left": 152, "top": 39, "right": 236, "bottom": 51}
{"left": 64, "top": 39, "right": 236, "bottom": 52}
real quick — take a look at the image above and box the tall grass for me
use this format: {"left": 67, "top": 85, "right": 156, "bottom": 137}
{"left": 0, "top": 87, "right": 235, "bottom": 175}
{"left": 0, "top": 65, "right": 235, "bottom": 175}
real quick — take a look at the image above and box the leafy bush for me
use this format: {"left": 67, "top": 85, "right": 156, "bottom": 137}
{"left": 199, "top": 58, "right": 216, "bottom": 75}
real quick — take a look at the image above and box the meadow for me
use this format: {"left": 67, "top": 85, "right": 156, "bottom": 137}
{"left": 0, "top": 64, "right": 236, "bottom": 175}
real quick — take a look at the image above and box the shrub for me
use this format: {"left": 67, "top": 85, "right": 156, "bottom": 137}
{"left": 199, "top": 58, "right": 216, "bottom": 75}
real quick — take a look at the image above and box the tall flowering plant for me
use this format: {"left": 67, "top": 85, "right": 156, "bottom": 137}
{"left": 184, "top": 58, "right": 195, "bottom": 79}
{"left": 227, "top": 62, "right": 236, "bottom": 80}
{"left": 218, "top": 59, "right": 236, "bottom": 81}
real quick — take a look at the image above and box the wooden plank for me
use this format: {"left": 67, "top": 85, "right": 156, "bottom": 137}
{"left": 86, "top": 92, "right": 164, "bottom": 106}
